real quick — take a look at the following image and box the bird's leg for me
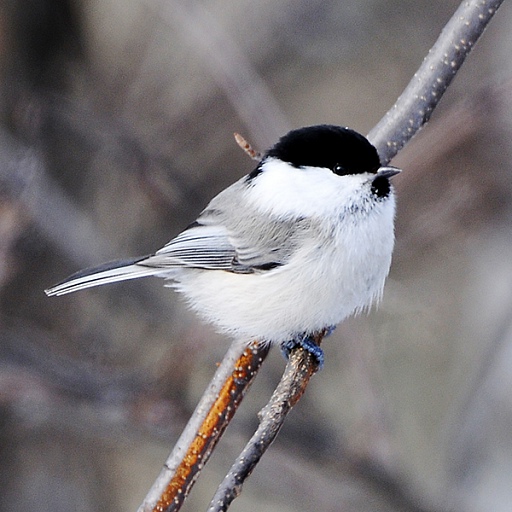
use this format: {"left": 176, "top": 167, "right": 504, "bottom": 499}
{"left": 280, "top": 335, "right": 324, "bottom": 370}
{"left": 279, "top": 339, "right": 316, "bottom": 371}
{"left": 280, "top": 327, "right": 336, "bottom": 370}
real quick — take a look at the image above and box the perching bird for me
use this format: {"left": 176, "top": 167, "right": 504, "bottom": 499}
{"left": 46, "top": 125, "right": 400, "bottom": 367}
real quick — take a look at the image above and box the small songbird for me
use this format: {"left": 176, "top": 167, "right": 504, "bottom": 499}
{"left": 46, "top": 125, "right": 400, "bottom": 367}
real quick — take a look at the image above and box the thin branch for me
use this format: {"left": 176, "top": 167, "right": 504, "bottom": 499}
{"left": 203, "top": 1, "right": 505, "bottom": 510}
{"left": 138, "top": 341, "right": 269, "bottom": 512}
{"left": 207, "top": 332, "right": 325, "bottom": 512}
{"left": 367, "top": 0, "right": 505, "bottom": 164}
{"left": 233, "top": 133, "right": 262, "bottom": 161}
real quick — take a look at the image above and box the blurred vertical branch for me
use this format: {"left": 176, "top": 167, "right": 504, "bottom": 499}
{"left": 153, "top": 0, "right": 291, "bottom": 147}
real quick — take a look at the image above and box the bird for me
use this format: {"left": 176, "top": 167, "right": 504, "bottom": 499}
{"left": 45, "top": 124, "right": 400, "bottom": 367}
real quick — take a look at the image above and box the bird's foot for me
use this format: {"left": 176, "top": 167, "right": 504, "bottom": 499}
{"left": 280, "top": 333, "right": 325, "bottom": 370}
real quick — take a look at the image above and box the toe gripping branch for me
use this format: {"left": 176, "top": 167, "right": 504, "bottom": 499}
{"left": 143, "top": 329, "right": 330, "bottom": 512}
{"left": 280, "top": 327, "right": 335, "bottom": 371}
{"left": 207, "top": 327, "right": 330, "bottom": 511}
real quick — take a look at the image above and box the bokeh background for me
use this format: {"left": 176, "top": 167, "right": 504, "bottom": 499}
{"left": 1, "top": 1, "right": 512, "bottom": 511}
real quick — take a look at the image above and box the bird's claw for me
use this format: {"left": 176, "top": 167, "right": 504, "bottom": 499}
{"left": 280, "top": 334, "right": 325, "bottom": 370}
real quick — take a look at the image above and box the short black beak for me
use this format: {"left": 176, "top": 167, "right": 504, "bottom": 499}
{"left": 376, "top": 166, "right": 401, "bottom": 179}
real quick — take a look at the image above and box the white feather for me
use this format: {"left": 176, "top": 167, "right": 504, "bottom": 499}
{"left": 171, "top": 182, "right": 396, "bottom": 343}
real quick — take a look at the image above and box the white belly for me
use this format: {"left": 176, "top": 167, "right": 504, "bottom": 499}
{"left": 170, "top": 207, "right": 395, "bottom": 344}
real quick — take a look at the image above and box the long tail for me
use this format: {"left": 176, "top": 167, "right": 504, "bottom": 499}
{"left": 45, "top": 255, "right": 168, "bottom": 296}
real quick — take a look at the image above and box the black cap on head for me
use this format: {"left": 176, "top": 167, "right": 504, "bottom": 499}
{"left": 265, "top": 125, "right": 381, "bottom": 176}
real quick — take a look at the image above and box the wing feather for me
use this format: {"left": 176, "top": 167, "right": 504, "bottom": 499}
{"left": 142, "top": 207, "right": 300, "bottom": 272}
{"left": 46, "top": 181, "right": 307, "bottom": 297}
{"left": 148, "top": 224, "right": 236, "bottom": 270}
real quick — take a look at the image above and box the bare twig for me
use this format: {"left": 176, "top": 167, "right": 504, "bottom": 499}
{"left": 233, "top": 133, "right": 262, "bottom": 161}
{"left": 368, "top": 0, "right": 505, "bottom": 164}
{"left": 207, "top": 332, "right": 325, "bottom": 512}
{"left": 203, "top": 1, "right": 505, "bottom": 510}
{"left": 138, "top": 341, "right": 269, "bottom": 512}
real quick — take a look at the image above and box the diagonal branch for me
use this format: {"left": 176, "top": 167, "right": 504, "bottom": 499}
{"left": 138, "top": 341, "right": 269, "bottom": 512}
{"left": 154, "top": 0, "right": 291, "bottom": 147}
{"left": 202, "top": 1, "right": 505, "bottom": 510}
{"left": 368, "top": 0, "right": 505, "bottom": 163}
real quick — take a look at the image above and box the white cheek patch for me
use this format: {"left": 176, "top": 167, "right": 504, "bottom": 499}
{"left": 245, "top": 158, "right": 371, "bottom": 219}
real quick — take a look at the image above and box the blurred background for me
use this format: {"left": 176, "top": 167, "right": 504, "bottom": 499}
{"left": 1, "top": 0, "right": 512, "bottom": 510}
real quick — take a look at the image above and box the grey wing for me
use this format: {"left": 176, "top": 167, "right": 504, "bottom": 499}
{"left": 142, "top": 209, "right": 298, "bottom": 273}
{"left": 45, "top": 186, "right": 304, "bottom": 296}
{"left": 146, "top": 222, "right": 237, "bottom": 270}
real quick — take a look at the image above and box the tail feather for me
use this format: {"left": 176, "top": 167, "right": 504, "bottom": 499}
{"left": 45, "top": 256, "right": 168, "bottom": 296}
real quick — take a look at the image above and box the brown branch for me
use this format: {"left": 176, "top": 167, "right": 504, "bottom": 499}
{"left": 207, "top": 331, "right": 325, "bottom": 512}
{"left": 138, "top": 341, "right": 269, "bottom": 512}
{"left": 233, "top": 133, "right": 262, "bottom": 161}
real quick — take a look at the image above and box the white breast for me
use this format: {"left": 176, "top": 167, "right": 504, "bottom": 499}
{"left": 170, "top": 164, "right": 396, "bottom": 344}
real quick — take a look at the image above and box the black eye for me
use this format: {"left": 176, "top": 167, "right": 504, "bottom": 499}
{"left": 333, "top": 164, "right": 346, "bottom": 175}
